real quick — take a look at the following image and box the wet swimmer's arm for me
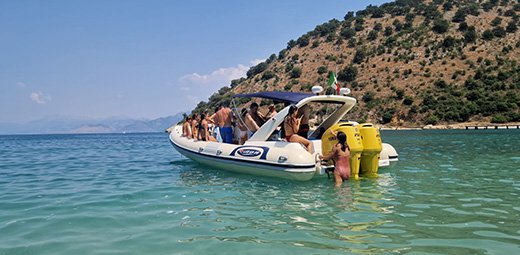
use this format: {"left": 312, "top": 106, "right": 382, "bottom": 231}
{"left": 319, "top": 147, "right": 337, "bottom": 161}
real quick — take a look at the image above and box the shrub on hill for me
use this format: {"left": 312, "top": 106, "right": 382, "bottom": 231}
{"left": 432, "top": 19, "right": 449, "bottom": 33}
{"left": 353, "top": 48, "right": 367, "bottom": 64}
{"left": 463, "top": 27, "right": 477, "bottom": 43}
{"left": 290, "top": 67, "right": 302, "bottom": 78}
{"left": 310, "top": 19, "right": 341, "bottom": 37}
{"left": 506, "top": 21, "right": 518, "bottom": 33}
{"left": 340, "top": 27, "right": 356, "bottom": 39}
{"left": 338, "top": 65, "right": 358, "bottom": 82}
{"left": 482, "top": 29, "right": 494, "bottom": 40}
{"left": 246, "top": 62, "right": 268, "bottom": 78}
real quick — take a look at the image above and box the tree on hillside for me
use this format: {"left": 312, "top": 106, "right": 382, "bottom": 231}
{"left": 491, "top": 17, "right": 503, "bottom": 26}
{"left": 340, "top": 27, "right": 356, "bottom": 39}
{"left": 354, "top": 17, "right": 365, "bottom": 31}
{"left": 290, "top": 67, "right": 302, "bottom": 78}
{"left": 442, "top": 36, "right": 456, "bottom": 48}
{"left": 384, "top": 26, "right": 393, "bottom": 36}
{"left": 464, "top": 27, "right": 477, "bottom": 43}
{"left": 312, "top": 19, "right": 341, "bottom": 37}
{"left": 393, "top": 19, "right": 403, "bottom": 31}
{"left": 452, "top": 8, "right": 467, "bottom": 23}
{"left": 246, "top": 62, "right": 268, "bottom": 78}
{"left": 371, "top": 7, "right": 385, "bottom": 18}
{"left": 367, "top": 30, "right": 378, "bottom": 41}
{"left": 443, "top": 1, "right": 453, "bottom": 11}
{"left": 432, "top": 18, "right": 449, "bottom": 33}
{"left": 353, "top": 48, "right": 367, "bottom": 64}
{"left": 287, "top": 40, "right": 297, "bottom": 49}
{"left": 458, "top": 21, "right": 469, "bottom": 31}
{"left": 506, "top": 20, "right": 518, "bottom": 33}
{"left": 338, "top": 65, "right": 358, "bottom": 82}
{"left": 344, "top": 11, "right": 354, "bottom": 21}
{"left": 297, "top": 35, "right": 310, "bottom": 47}
{"left": 482, "top": 29, "right": 494, "bottom": 40}
{"left": 418, "top": 3, "right": 441, "bottom": 21}
{"left": 492, "top": 27, "right": 506, "bottom": 37}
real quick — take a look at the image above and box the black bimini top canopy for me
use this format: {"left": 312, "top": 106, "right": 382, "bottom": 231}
{"left": 233, "top": 91, "right": 313, "bottom": 104}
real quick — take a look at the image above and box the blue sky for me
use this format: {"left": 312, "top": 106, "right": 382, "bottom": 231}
{"left": 0, "top": 0, "right": 390, "bottom": 123}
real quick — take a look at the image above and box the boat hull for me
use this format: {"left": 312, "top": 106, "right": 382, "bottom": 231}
{"left": 169, "top": 126, "right": 316, "bottom": 181}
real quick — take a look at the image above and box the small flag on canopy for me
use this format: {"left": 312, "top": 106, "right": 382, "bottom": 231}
{"left": 327, "top": 71, "right": 340, "bottom": 94}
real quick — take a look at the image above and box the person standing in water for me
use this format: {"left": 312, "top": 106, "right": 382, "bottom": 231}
{"left": 320, "top": 131, "right": 351, "bottom": 186}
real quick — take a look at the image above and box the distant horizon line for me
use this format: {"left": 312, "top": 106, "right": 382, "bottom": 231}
{"left": 0, "top": 112, "right": 187, "bottom": 125}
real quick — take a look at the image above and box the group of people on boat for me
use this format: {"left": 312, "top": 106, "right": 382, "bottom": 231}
{"left": 181, "top": 102, "right": 280, "bottom": 145}
{"left": 181, "top": 102, "right": 316, "bottom": 149}
{"left": 181, "top": 102, "right": 351, "bottom": 185}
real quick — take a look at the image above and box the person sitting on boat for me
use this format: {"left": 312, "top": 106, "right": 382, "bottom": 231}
{"left": 214, "top": 104, "right": 234, "bottom": 143}
{"left": 203, "top": 109, "right": 215, "bottom": 135}
{"left": 210, "top": 106, "right": 222, "bottom": 141}
{"left": 284, "top": 105, "right": 314, "bottom": 153}
{"left": 249, "top": 102, "right": 266, "bottom": 127}
{"left": 191, "top": 113, "right": 200, "bottom": 141}
{"left": 319, "top": 131, "right": 350, "bottom": 186}
{"left": 266, "top": 104, "right": 277, "bottom": 119}
{"left": 297, "top": 105, "right": 310, "bottom": 138}
{"left": 199, "top": 114, "right": 217, "bottom": 142}
{"left": 182, "top": 115, "right": 192, "bottom": 138}
{"left": 236, "top": 108, "right": 250, "bottom": 144}
{"left": 243, "top": 107, "right": 260, "bottom": 139}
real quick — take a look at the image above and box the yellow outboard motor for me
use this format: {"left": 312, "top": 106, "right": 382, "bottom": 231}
{"left": 359, "top": 123, "right": 382, "bottom": 178}
{"left": 321, "top": 121, "right": 363, "bottom": 180}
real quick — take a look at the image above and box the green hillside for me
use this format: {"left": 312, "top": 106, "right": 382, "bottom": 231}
{"left": 193, "top": 0, "right": 520, "bottom": 127}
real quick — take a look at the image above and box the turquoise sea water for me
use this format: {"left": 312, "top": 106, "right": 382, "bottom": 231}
{"left": 1, "top": 130, "right": 519, "bottom": 255}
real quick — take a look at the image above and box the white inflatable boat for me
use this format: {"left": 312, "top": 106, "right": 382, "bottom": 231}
{"left": 169, "top": 91, "right": 398, "bottom": 181}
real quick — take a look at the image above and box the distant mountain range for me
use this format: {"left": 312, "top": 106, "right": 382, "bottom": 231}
{"left": 0, "top": 114, "right": 184, "bottom": 135}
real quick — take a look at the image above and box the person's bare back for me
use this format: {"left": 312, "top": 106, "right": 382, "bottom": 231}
{"left": 215, "top": 107, "right": 233, "bottom": 127}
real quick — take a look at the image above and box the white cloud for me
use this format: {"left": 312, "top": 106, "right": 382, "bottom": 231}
{"left": 179, "top": 64, "right": 249, "bottom": 86}
{"left": 30, "top": 92, "right": 51, "bottom": 104}
{"left": 249, "top": 59, "right": 266, "bottom": 66}
{"left": 177, "top": 58, "right": 268, "bottom": 89}
{"left": 186, "top": 95, "right": 200, "bottom": 104}
{"left": 17, "top": 82, "right": 27, "bottom": 88}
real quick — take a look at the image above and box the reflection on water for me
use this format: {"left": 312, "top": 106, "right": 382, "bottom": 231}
{"left": 174, "top": 161, "right": 403, "bottom": 253}
{"left": 172, "top": 130, "right": 520, "bottom": 254}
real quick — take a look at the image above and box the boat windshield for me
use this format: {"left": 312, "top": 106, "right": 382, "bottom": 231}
{"left": 296, "top": 101, "right": 345, "bottom": 139}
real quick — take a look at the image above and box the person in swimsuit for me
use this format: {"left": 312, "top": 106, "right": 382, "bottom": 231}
{"left": 243, "top": 107, "right": 260, "bottom": 139}
{"left": 284, "top": 105, "right": 314, "bottom": 153}
{"left": 191, "top": 113, "right": 199, "bottom": 141}
{"left": 249, "top": 102, "right": 266, "bottom": 127}
{"left": 236, "top": 108, "right": 249, "bottom": 144}
{"left": 214, "top": 104, "right": 234, "bottom": 143}
{"left": 266, "top": 104, "right": 277, "bottom": 119}
{"left": 199, "top": 114, "right": 217, "bottom": 142}
{"left": 297, "top": 105, "right": 310, "bottom": 138}
{"left": 319, "top": 131, "right": 351, "bottom": 187}
{"left": 182, "top": 115, "right": 192, "bottom": 138}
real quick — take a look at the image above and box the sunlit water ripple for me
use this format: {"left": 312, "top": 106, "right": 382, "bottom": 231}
{"left": 0, "top": 130, "right": 519, "bottom": 254}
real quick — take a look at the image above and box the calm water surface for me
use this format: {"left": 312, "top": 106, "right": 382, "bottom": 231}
{"left": 1, "top": 130, "right": 519, "bottom": 254}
